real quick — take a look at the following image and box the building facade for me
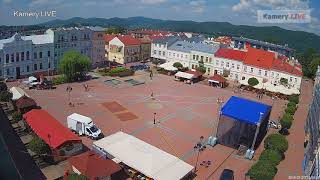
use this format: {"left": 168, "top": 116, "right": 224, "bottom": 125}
{"left": 0, "top": 30, "right": 54, "bottom": 79}
{"left": 51, "top": 27, "right": 93, "bottom": 69}
{"left": 303, "top": 66, "right": 320, "bottom": 176}
{"left": 88, "top": 27, "right": 106, "bottom": 68}
{"left": 108, "top": 36, "right": 141, "bottom": 64}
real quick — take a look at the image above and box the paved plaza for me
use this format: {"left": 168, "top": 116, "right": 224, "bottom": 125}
{"left": 15, "top": 71, "right": 288, "bottom": 179}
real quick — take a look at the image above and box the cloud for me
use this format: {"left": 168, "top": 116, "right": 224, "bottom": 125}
{"left": 3, "top": 0, "right": 12, "bottom": 3}
{"left": 232, "top": 0, "right": 309, "bottom": 12}
{"left": 189, "top": 0, "right": 206, "bottom": 13}
{"left": 140, "top": 0, "right": 166, "bottom": 5}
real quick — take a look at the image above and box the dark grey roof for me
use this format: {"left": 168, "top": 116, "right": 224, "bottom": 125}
{"left": 153, "top": 36, "right": 181, "bottom": 46}
{"left": 232, "top": 36, "right": 293, "bottom": 51}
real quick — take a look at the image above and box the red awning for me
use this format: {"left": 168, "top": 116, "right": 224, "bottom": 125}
{"left": 185, "top": 70, "right": 204, "bottom": 78}
{"left": 68, "top": 151, "right": 122, "bottom": 179}
{"left": 209, "top": 74, "right": 227, "bottom": 83}
{"left": 23, "top": 109, "right": 81, "bottom": 149}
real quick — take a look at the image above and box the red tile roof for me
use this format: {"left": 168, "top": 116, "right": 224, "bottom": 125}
{"left": 209, "top": 74, "right": 227, "bottom": 83}
{"left": 104, "top": 35, "right": 117, "bottom": 43}
{"left": 23, "top": 109, "right": 81, "bottom": 149}
{"left": 272, "top": 59, "right": 303, "bottom": 76}
{"left": 186, "top": 69, "right": 204, "bottom": 78}
{"left": 117, "top": 35, "right": 141, "bottom": 46}
{"left": 214, "top": 48, "right": 246, "bottom": 62}
{"left": 68, "top": 151, "right": 121, "bottom": 179}
{"left": 244, "top": 47, "right": 275, "bottom": 69}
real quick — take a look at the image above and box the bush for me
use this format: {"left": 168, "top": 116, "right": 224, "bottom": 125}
{"left": 248, "top": 77, "right": 259, "bottom": 86}
{"left": 264, "top": 134, "right": 288, "bottom": 155}
{"left": 280, "top": 118, "right": 292, "bottom": 129}
{"left": 287, "top": 101, "right": 297, "bottom": 108}
{"left": 109, "top": 67, "right": 127, "bottom": 74}
{"left": 259, "top": 149, "right": 283, "bottom": 165}
{"left": 67, "top": 174, "right": 90, "bottom": 180}
{"left": 28, "top": 136, "right": 50, "bottom": 155}
{"left": 285, "top": 105, "right": 297, "bottom": 115}
{"left": 12, "top": 111, "right": 22, "bottom": 123}
{"left": 118, "top": 69, "right": 134, "bottom": 77}
{"left": 107, "top": 67, "right": 134, "bottom": 77}
{"left": 249, "top": 160, "right": 277, "bottom": 180}
{"left": 288, "top": 95, "right": 299, "bottom": 104}
{"left": 173, "top": 62, "right": 183, "bottom": 69}
{"left": 0, "top": 91, "right": 13, "bottom": 102}
{"left": 52, "top": 75, "right": 67, "bottom": 85}
{"left": 0, "top": 82, "right": 8, "bottom": 92}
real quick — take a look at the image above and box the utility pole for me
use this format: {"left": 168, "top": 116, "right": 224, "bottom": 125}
{"left": 208, "top": 97, "right": 223, "bottom": 146}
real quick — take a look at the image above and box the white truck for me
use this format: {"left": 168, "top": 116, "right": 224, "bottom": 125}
{"left": 67, "top": 113, "right": 103, "bottom": 139}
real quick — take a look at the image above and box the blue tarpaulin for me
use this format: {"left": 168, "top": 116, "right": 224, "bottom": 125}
{"left": 221, "top": 96, "right": 272, "bottom": 125}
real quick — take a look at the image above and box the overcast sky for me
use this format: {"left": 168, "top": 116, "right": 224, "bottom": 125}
{"left": 0, "top": 0, "right": 319, "bottom": 35}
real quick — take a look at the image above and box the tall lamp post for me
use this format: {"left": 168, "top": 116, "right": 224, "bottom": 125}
{"left": 194, "top": 136, "right": 206, "bottom": 173}
{"left": 153, "top": 112, "right": 156, "bottom": 124}
{"left": 208, "top": 97, "right": 224, "bottom": 146}
{"left": 245, "top": 112, "right": 264, "bottom": 160}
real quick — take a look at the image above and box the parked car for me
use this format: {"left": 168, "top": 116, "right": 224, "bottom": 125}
{"left": 67, "top": 113, "right": 103, "bottom": 140}
{"left": 220, "top": 169, "right": 234, "bottom": 180}
{"left": 130, "top": 64, "right": 150, "bottom": 71}
{"left": 268, "top": 120, "right": 281, "bottom": 129}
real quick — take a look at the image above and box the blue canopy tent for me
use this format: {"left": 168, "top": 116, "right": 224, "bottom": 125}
{"left": 216, "top": 96, "right": 271, "bottom": 150}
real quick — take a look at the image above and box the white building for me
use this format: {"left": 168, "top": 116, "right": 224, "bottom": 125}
{"left": 0, "top": 30, "right": 54, "bottom": 79}
{"left": 214, "top": 47, "right": 302, "bottom": 95}
{"left": 151, "top": 36, "right": 180, "bottom": 63}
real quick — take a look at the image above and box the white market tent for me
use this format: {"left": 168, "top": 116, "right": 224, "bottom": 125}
{"left": 93, "top": 131, "right": 194, "bottom": 180}
{"left": 9, "top": 87, "right": 30, "bottom": 100}
{"left": 174, "top": 71, "right": 194, "bottom": 80}
{"left": 159, "top": 62, "right": 178, "bottom": 71}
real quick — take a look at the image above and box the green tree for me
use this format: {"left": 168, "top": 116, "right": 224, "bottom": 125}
{"left": 58, "top": 51, "right": 91, "bottom": 82}
{"left": 12, "top": 111, "right": 22, "bottom": 123}
{"left": 196, "top": 60, "right": 206, "bottom": 73}
{"left": 248, "top": 77, "right": 259, "bottom": 87}
{"left": 173, "top": 62, "right": 183, "bottom": 69}
{"left": 28, "top": 136, "right": 50, "bottom": 155}
{"left": 67, "top": 174, "right": 90, "bottom": 180}
{"left": 0, "top": 82, "right": 8, "bottom": 92}
{"left": 280, "top": 113, "right": 294, "bottom": 129}
{"left": 259, "top": 149, "right": 282, "bottom": 165}
{"left": 105, "top": 27, "right": 124, "bottom": 34}
{"left": 264, "top": 134, "right": 288, "bottom": 155}
{"left": 0, "top": 91, "right": 13, "bottom": 102}
{"left": 288, "top": 95, "right": 299, "bottom": 104}
{"left": 249, "top": 160, "right": 277, "bottom": 180}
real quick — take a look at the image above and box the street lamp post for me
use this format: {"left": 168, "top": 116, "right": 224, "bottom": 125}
{"left": 194, "top": 136, "right": 206, "bottom": 173}
{"left": 153, "top": 112, "right": 156, "bottom": 124}
{"left": 208, "top": 97, "right": 224, "bottom": 146}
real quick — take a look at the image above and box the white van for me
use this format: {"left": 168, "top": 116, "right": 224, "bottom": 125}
{"left": 67, "top": 113, "right": 103, "bottom": 139}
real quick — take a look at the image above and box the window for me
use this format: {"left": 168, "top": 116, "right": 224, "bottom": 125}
{"left": 40, "top": 63, "right": 43, "bottom": 70}
{"left": 290, "top": 77, "right": 293, "bottom": 82}
{"left": 6, "top": 69, "right": 9, "bottom": 75}
{"left": 173, "top": 53, "right": 175, "bottom": 57}
{"left": 169, "top": 52, "right": 171, "bottom": 56}
{"left": 264, "top": 71, "right": 268, "bottom": 76}
{"left": 237, "top": 64, "right": 240, "bottom": 70}
{"left": 258, "top": 69, "right": 261, "bottom": 75}
{"left": 34, "top": 64, "right": 37, "bottom": 71}
{"left": 16, "top": 52, "right": 19, "bottom": 62}
{"left": 21, "top": 52, "right": 24, "bottom": 61}
{"left": 39, "top": 52, "right": 42, "bottom": 58}
{"left": 209, "top": 58, "right": 212, "bottom": 63}
{"left": 242, "top": 76, "right": 245, "bottom": 80}
{"left": 244, "top": 66, "right": 247, "bottom": 72}
{"left": 193, "top": 55, "right": 196, "bottom": 60}
{"left": 26, "top": 51, "right": 30, "bottom": 60}
{"left": 34, "top": 52, "right": 37, "bottom": 59}
{"left": 185, "top": 55, "right": 188, "bottom": 59}
{"left": 250, "top": 68, "right": 253, "bottom": 73}
{"left": 231, "top": 63, "right": 234, "bottom": 69}
{"left": 6, "top": 54, "right": 9, "bottom": 63}
{"left": 201, "top": 56, "right": 204, "bottom": 61}
{"left": 221, "top": 61, "right": 224, "bottom": 66}
{"left": 207, "top": 68, "right": 211, "bottom": 73}
{"left": 192, "top": 64, "right": 194, "bottom": 69}
{"left": 163, "top": 51, "right": 165, "bottom": 56}
{"left": 295, "top": 78, "right": 297, "bottom": 82}
{"left": 226, "top": 62, "right": 229, "bottom": 67}
{"left": 11, "top": 54, "right": 14, "bottom": 62}
{"left": 27, "top": 66, "right": 29, "bottom": 72}
{"left": 196, "top": 55, "right": 199, "bottom": 61}
{"left": 206, "top": 57, "right": 208, "bottom": 63}
{"left": 153, "top": 50, "right": 156, "bottom": 55}
{"left": 180, "top": 54, "right": 183, "bottom": 58}
{"left": 48, "top": 62, "right": 51, "bottom": 68}
{"left": 216, "top": 60, "right": 219, "bottom": 66}
{"left": 158, "top": 51, "right": 161, "bottom": 55}
{"left": 47, "top": 51, "right": 51, "bottom": 57}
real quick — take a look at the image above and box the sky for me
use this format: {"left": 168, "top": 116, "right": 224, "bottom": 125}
{"left": 0, "top": 0, "right": 319, "bottom": 35}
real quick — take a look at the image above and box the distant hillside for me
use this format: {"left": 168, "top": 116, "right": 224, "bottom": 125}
{"left": 38, "top": 17, "right": 320, "bottom": 53}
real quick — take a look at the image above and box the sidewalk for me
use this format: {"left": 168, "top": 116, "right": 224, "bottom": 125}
{"left": 275, "top": 79, "right": 313, "bottom": 180}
